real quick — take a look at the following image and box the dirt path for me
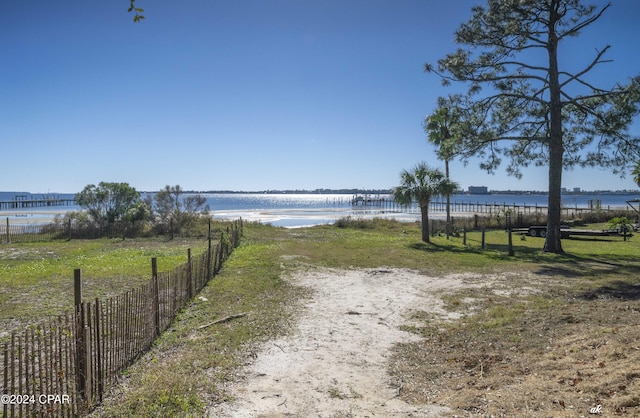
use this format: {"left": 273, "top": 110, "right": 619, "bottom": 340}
{"left": 209, "top": 267, "right": 478, "bottom": 417}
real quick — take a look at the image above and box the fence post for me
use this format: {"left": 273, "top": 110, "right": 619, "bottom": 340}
{"left": 151, "top": 258, "right": 160, "bottom": 337}
{"left": 517, "top": 212, "right": 523, "bottom": 228}
{"left": 3, "top": 342, "right": 8, "bottom": 418}
{"left": 481, "top": 229, "right": 486, "bottom": 250}
{"left": 68, "top": 218, "right": 72, "bottom": 241}
{"left": 5, "top": 217, "right": 9, "bottom": 243}
{"left": 508, "top": 228, "right": 514, "bottom": 256}
{"left": 74, "top": 268, "right": 87, "bottom": 402}
{"left": 94, "top": 298, "right": 103, "bottom": 403}
{"left": 216, "top": 242, "right": 222, "bottom": 275}
{"left": 218, "top": 232, "right": 225, "bottom": 269}
{"left": 187, "top": 249, "right": 193, "bottom": 299}
{"left": 463, "top": 227, "right": 467, "bottom": 246}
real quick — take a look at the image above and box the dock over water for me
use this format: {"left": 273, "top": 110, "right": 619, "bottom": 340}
{"left": 0, "top": 195, "right": 75, "bottom": 210}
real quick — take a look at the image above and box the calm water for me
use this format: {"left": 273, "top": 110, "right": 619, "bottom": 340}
{"left": 1, "top": 191, "right": 638, "bottom": 227}
{"left": 200, "top": 192, "right": 638, "bottom": 211}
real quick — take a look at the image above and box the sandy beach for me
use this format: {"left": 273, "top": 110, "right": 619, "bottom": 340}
{"left": 0, "top": 207, "right": 439, "bottom": 228}
{"left": 0, "top": 209, "right": 68, "bottom": 225}
{"left": 210, "top": 207, "right": 430, "bottom": 227}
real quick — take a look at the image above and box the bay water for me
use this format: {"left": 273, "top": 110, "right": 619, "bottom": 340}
{"left": 0, "top": 191, "right": 637, "bottom": 228}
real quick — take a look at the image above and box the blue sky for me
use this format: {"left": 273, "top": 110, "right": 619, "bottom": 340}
{"left": 1, "top": 0, "right": 639, "bottom": 193}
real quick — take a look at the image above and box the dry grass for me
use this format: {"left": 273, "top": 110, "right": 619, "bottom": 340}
{"left": 390, "top": 274, "right": 640, "bottom": 417}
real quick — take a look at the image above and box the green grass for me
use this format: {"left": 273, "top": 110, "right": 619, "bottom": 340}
{"left": 3, "top": 218, "right": 639, "bottom": 416}
{"left": 0, "top": 237, "right": 210, "bottom": 335}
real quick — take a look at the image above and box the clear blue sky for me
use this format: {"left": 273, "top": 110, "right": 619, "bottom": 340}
{"left": 1, "top": 0, "right": 639, "bottom": 193}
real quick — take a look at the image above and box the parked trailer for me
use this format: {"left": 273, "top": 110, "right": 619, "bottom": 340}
{"left": 521, "top": 225, "right": 571, "bottom": 238}
{"left": 513, "top": 226, "right": 632, "bottom": 239}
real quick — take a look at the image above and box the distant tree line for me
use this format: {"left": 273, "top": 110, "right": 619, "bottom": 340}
{"left": 68, "top": 182, "right": 209, "bottom": 238}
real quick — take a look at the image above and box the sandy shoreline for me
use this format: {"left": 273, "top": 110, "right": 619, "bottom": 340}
{"left": 0, "top": 210, "right": 69, "bottom": 225}
{"left": 211, "top": 208, "right": 431, "bottom": 227}
{"left": 0, "top": 208, "right": 456, "bottom": 228}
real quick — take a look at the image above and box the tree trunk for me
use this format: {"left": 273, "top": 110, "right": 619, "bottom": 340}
{"left": 445, "top": 159, "right": 451, "bottom": 238}
{"left": 545, "top": 140, "right": 564, "bottom": 253}
{"left": 543, "top": 2, "right": 564, "bottom": 254}
{"left": 420, "top": 202, "right": 430, "bottom": 243}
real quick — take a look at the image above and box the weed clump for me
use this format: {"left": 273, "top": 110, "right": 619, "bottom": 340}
{"left": 334, "top": 216, "right": 399, "bottom": 229}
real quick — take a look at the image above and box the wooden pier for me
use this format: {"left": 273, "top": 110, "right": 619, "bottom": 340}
{"left": 0, "top": 195, "right": 75, "bottom": 210}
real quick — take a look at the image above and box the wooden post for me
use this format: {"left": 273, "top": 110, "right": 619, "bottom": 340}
{"left": 218, "top": 232, "right": 225, "bottom": 266}
{"left": 5, "top": 217, "right": 9, "bottom": 243}
{"left": 3, "top": 342, "right": 8, "bottom": 418}
{"left": 74, "top": 269, "right": 83, "bottom": 309}
{"left": 187, "top": 249, "right": 193, "bottom": 299}
{"left": 208, "top": 218, "right": 212, "bottom": 250}
{"left": 74, "top": 269, "right": 86, "bottom": 401}
{"left": 508, "top": 229, "right": 514, "bottom": 256}
{"left": 463, "top": 227, "right": 467, "bottom": 246}
{"left": 151, "top": 258, "right": 160, "bottom": 337}
{"left": 481, "top": 229, "right": 486, "bottom": 250}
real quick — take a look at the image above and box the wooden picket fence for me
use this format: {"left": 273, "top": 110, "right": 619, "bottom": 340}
{"left": 1, "top": 220, "right": 242, "bottom": 417}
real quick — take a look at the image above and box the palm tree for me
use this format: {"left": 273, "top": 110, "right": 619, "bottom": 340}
{"left": 633, "top": 161, "right": 640, "bottom": 187}
{"left": 424, "top": 97, "right": 462, "bottom": 236}
{"left": 393, "top": 162, "right": 458, "bottom": 243}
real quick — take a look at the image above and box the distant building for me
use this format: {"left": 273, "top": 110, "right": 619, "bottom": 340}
{"left": 468, "top": 186, "right": 489, "bottom": 194}
{"left": 573, "top": 187, "right": 581, "bottom": 193}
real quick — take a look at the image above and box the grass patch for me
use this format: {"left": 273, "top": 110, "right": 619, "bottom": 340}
{"left": 5, "top": 218, "right": 638, "bottom": 416}
{"left": 391, "top": 290, "right": 640, "bottom": 416}
{"left": 0, "top": 237, "right": 214, "bottom": 338}
{"left": 384, "top": 224, "right": 640, "bottom": 416}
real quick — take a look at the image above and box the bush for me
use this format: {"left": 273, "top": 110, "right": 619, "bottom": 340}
{"left": 334, "top": 216, "right": 399, "bottom": 229}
